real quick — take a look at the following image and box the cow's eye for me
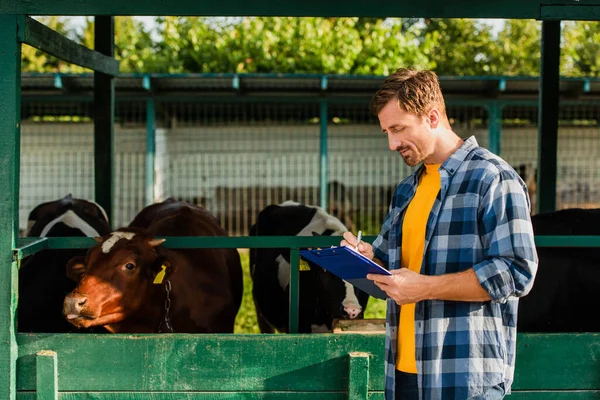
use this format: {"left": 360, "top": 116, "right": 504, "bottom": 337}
{"left": 124, "top": 263, "right": 136, "bottom": 270}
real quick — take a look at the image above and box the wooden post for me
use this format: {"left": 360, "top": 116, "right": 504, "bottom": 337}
{"left": 537, "top": 20, "right": 561, "bottom": 214}
{"left": 348, "top": 352, "right": 370, "bottom": 400}
{"left": 36, "top": 350, "right": 58, "bottom": 400}
{"left": 94, "top": 16, "right": 116, "bottom": 227}
{"left": 0, "top": 14, "right": 22, "bottom": 400}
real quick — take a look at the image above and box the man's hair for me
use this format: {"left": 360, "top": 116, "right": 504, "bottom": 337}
{"left": 371, "top": 68, "right": 447, "bottom": 118}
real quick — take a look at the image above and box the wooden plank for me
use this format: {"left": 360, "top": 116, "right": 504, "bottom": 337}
{"left": 541, "top": 0, "right": 600, "bottom": 5}
{"left": 536, "top": 20, "right": 561, "bottom": 214}
{"left": 348, "top": 353, "right": 369, "bottom": 400}
{"left": 35, "top": 351, "right": 57, "bottom": 400}
{"left": 22, "top": 18, "right": 119, "bottom": 77}
{"left": 0, "top": 14, "right": 22, "bottom": 400}
{"left": 17, "top": 393, "right": 381, "bottom": 399}
{"left": 15, "top": 392, "right": 600, "bottom": 400}
{"left": 513, "top": 334, "right": 600, "bottom": 390}
{"left": 16, "top": 334, "right": 386, "bottom": 392}
{"left": 14, "top": 238, "right": 48, "bottom": 261}
{"left": 541, "top": 5, "right": 600, "bottom": 19}
{"left": 42, "top": 235, "right": 600, "bottom": 251}
{"left": 0, "top": 0, "right": 541, "bottom": 18}
{"left": 44, "top": 236, "right": 375, "bottom": 250}
{"left": 510, "top": 392, "right": 600, "bottom": 400}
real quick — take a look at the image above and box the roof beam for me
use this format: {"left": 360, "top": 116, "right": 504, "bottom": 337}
{"left": 20, "top": 17, "right": 119, "bottom": 76}
{"left": 1, "top": 0, "right": 541, "bottom": 18}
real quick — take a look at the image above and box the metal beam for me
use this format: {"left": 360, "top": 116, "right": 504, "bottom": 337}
{"left": 94, "top": 17, "right": 115, "bottom": 228}
{"left": 537, "top": 20, "right": 561, "bottom": 214}
{"left": 0, "top": 0, "right": 541, "bottom": 18}
{"left": 542, "top": 5, "right": 600, "bottom": 20}
{"left": 145, "top": 95, "right": 156, "bottom": 206}
{"left": 22, "top": 17, "right": 119, "bottom": 76}
{"left": 487, "top": 103, "right": 502, "bottom": 156}
{"left": 0, "top": 14, "right": 21, "bottom": 400}
{"left": 319, "top": 98, "right": 328, "bottom": 210}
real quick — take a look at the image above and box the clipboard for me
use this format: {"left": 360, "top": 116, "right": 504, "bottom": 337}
{"left": 299, "top": 246, "right": 391, "bottom": 299}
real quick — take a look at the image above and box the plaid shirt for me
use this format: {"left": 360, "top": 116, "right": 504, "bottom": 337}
{"left": 372, "top": 137, "right": 538, "bottom": 400}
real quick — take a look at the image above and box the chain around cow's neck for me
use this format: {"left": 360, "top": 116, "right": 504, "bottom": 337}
{"left": 157, "top": 279, "right": 174, "bottom": 333}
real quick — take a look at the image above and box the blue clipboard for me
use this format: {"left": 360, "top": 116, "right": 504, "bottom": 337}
{"left": 299, "top": 246, "right": 391, "bottom": 299}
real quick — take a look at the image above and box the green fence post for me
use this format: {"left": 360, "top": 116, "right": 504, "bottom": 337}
{"left": 94, "top": 16, "right": 115, "bottom": 227}
{"left": 36, "top": 351, "right": 58, "bottom": 400}
{"left": 488, "top": 102, "right": 502, "bottom": 156}
{"left": 145, "top": 81, "right": 156, "bottom": 206}
{"left": 348, "top": 352, "right": 370, "bottom": 400}
{"left": 319, "top": 78, "right": 328, "bottom": 210}
{"left": 0, "top": 14, "right": 22, "bottom": 400}
{"left": 289, "top": 248, "right": 300, "bottom": 333}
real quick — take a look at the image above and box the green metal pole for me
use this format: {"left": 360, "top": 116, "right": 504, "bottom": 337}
{"left": 0, "top": 14, "right": 22, "bottom": 400}
{"left": 537, "top": 20, "right": 561, "bottom": 214}
{"left": 319, "top": 98, "right": 328, "bottom": 210}
{"left": 145, "top": 95, "right": 156, "bottom": 206}
{"left": 289, "top": 248, "right": 300, "bottom": 333}
{"left": 94, "top": 16, "right": 115, "bottom": 227}
{"left": 487, "top": 102, "right": 502, "bottom": 156}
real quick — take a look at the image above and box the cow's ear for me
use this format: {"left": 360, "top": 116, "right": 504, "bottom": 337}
{"left": 148, "top": 238, "right": 166, "bottom": 247}
{"left": 66, "top": 256, "right": 87, "bottom": 282}
{"left": 151, "top": 257, "right": 173, "bottom": 284}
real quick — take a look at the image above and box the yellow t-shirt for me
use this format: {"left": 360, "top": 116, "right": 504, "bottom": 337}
{"left": 396, "top": 163, "right": 441, "bottom": 373}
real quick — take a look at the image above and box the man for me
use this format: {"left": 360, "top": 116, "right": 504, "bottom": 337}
{"left": 341, "top": 68, "right": 538, "bottom": 400}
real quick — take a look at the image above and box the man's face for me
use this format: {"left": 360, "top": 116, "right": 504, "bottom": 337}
{"left": 378, "top": 101, "right": 437, "bottom": 167}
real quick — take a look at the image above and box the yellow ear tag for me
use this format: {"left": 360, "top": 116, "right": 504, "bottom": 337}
{"left": 153, "top": 265, "right": 167, "bottom": 284}
{"left": 299, "top": 259, "right": 311, "bottom": 272}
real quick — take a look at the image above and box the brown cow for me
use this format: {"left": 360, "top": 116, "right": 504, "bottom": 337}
{"left": 62, "top": 199, "right": 243, "bottom": 333}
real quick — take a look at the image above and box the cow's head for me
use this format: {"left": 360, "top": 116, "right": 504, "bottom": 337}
{"left": 26, "top": 194, "right": 110, "bottom": 238}
{"left": 63, "top": 230, "right": 171, "bottom": 331}
{"left": 261, "top": 202, "right": 369, "bottom": 329}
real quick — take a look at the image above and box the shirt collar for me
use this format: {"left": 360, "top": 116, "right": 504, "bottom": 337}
{"left": 439, "top": 136, "right": 478, "bottom": 176}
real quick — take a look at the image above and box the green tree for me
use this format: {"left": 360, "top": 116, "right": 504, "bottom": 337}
{"left": 562, "top": 21, "right": 600, "bottom": 76}
{"left": 420, "top": 18, "right": 497, "bottom": 75}
{"left": 489, "top": 19, "right": 541, "bottom": 76}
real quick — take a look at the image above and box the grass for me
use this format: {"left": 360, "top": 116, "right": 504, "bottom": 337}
{"left": 233, "top": 249, "right": 387, "bottom": 334}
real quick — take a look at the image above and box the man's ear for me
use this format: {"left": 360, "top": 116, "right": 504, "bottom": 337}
{"left": 427, "top": 108, "right": 441, "bottom": 129}
{"left": 66, "top": 256, "right": 87, "bottom": 282}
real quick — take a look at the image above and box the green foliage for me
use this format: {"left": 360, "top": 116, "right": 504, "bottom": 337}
{"left": 20, "top": 17, "right": 600, "bottom": 78}
{"left": 562, "top": 21, "right": 600, "bottom": 77}
{"left": 489, "top": 19, "right": 541, "bottom": 76}
{"left": 421, "top": 18, "right": 497, "bottom": 75}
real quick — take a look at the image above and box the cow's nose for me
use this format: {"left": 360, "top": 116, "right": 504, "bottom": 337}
{"left": 63, "top": 294, "right": 87, "bottom": 317}
{"left": 343, "top": 306, "right": 362, "bottom": 319}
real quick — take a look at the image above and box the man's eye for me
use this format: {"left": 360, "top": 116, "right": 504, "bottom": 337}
{"left": 124, "top": 263, "right": 135, "bottom": 270}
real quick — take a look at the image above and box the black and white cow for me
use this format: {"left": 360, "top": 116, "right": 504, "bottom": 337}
{"left": 249, "top": 200, "right": 370, "bottom": 333}
{"left": 518, "top": 208, "right": 600, "bottom": 332}
{"left": 18, "top": 195, "right": 112, "bottom": 333}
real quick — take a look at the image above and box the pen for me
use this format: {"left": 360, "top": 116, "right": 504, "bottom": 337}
{"left": 355, "top": 230, "right": 362, "bottom": 252}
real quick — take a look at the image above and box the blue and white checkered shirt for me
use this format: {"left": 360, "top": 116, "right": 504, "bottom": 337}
{"left": 373, "top": 136, "right": 538, "bottom": 400}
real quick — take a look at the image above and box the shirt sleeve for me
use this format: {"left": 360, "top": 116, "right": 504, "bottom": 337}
{"left": 372, "top": 205, "right": 393, "bottom": 268}
{"left": 472, "top": 170, "right": 539, "bottom": 303}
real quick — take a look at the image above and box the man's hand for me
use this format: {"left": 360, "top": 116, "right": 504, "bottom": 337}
{"left": 341, "top": 231, "right": 375, "bottom": 260}
{"left": 368, "top": 268, "right": 428, "bottom": 305}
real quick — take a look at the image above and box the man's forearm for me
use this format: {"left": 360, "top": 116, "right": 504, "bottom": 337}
{"left": 422, "top": 268, "right": 491, "bottom": 302}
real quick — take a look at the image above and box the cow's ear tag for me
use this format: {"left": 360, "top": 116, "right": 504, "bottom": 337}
{"left": 299, "top": 259, "right": 311, "bottom": 272}
{"left": 153, "top": 265, "right": 167, "bottom": 284}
